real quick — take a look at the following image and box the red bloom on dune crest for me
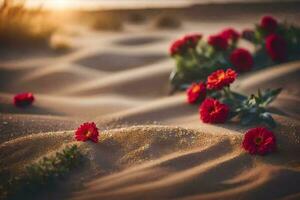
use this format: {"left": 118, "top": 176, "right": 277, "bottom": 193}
{"left": 199, "top": 98, "right": 229, "bottom": 124}
{"left": 208, "top": 34, "right": 228, "bottom": 51}
{"left": 186, "top": 82, "right": 206, "bottom": 104}
{"left": 75, "top": 122, "right": 99, "bottom": 143}
{"left": 230, "top": 48, "right": 254, "bottom": 72}
{"left": 220, "top": 28, "right": 240, "bottom": 41}
{"left": 14, "top": 92, "right": 35, "bottom": 107}
{"left": 169, "top": 33, "right": 202, "bottom": 56}
{"left": 265, "top": 34, "right": 287, "bottom": 62}
{"left": 242, "top": 127, "right": 276, "bottom": 155}
{"left": 260, "top": 15, "right": 278, "bottom": 34}
{"left": 207, "top": 69, "right": 237, "bottom": 90}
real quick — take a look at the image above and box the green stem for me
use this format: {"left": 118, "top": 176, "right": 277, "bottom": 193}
{"left": 190, "top": 48, "right": 199, "bottom": 66}
{"left": 223, "top": 86, "right": 232, "bottom": 99}
{"left": 223, "top": 86, "right": 241, "bottom": 107}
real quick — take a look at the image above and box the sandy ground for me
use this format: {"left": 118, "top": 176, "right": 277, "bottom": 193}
{"left": 0, "top": 3, "right": 300, "bottom": 200}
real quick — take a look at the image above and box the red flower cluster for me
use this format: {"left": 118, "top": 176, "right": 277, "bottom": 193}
{"left": 242, "top": 127, "right": 276, "bottom": 155}
{"left": 265, "top": 34, "right": 287, "bottom": 62}
{"left": 186, "top": 82, "right": 206, "bottom": 104}
{"left": 220, "top": 28, "right": 240, "bottom": 41}
{"left": 208, "top": 34, "right": 228, "bottom": 51}
{"left": 230, "top": 48, "right": 254, "bottom": 72}
{"left": 14, "top": 92, "right": 35, "bottom": 107}
{"left": 207, "top": 69, "right": 237, "bottom": 90}
{"left": 169, "top": 34, "right": 202, "bottom": 56}
{"left": 75, "top": 122, "right": 99, "bottom": 143}
{"left": 199, "top": 98, "right": 229, "bottom": 123}
{"left": 260, "top": 15, "right": 278, "bottom": 34}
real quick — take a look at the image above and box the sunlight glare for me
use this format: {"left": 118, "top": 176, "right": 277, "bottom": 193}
{"left": 46, "top": 0, "right": 70, "bottom": 10}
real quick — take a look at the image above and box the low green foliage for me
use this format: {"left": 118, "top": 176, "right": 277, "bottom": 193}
{"left": 234, "top": 88, "right": 282, "bottom": 128}
{"left": 0, "top": 145, "right": 83, "bottom": 200}
{"left": 218, "top": 88, "right": 282, "bottom": 128}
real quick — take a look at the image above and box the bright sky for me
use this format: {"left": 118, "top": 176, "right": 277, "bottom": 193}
{"left": 25, "top": 0, "right": 195, "bottom": 10}
{"left": 24, "top": 0, "right": 293, "bottom": 10}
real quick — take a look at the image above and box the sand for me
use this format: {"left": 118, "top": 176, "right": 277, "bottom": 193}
{"left": 0, "top": 3, "right": 300, "bottom": 200}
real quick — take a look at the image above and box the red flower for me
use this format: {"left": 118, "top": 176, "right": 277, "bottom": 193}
{"left": 220, "top": 28, "right": 240, "bottom": 41}
{"left": 186, "top": 82, "right": 206, "bottom": 104}
{"left": 199, "top": 98, "right": 229, "bottom": 124}
{"left": 13, "top": 92, "right": 35, "bottom": 107}
{"left": 265, "top": 34, "right": 287, "bottom": 62}
{"left": 208, "top": 34, "right": 228, "bottom": 51}
{"left": 241, "top": 29, "right": 255, "bottom": 41}
{"left": 260, "top": 15, "right": 278, "bottom": 34}
{"left": 242, "top": 127, "right": 276, "bottom": 155}
{"left": 183, "top": 34, "right": 202, "bottom": 48}
{"left": 230, "top": 48, "right": 254, "bottom": 72}
{"left": 169, "top": 39, "right": 186, "bottom": 56}
{"left": 170, "top": 33, "right": 202, "bottom": 56}
{"left": 75, "top": 122, "right": 99, "bottom": 143}
{"left": 207, "top": 69, "right": 237, "bottom": 90}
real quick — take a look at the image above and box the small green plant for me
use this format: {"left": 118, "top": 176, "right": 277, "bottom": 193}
{"left": 222, "top": 88, "right": 282, "bottom": 128}
{"left": 0, "top": 145, "right": 83, "bottom": 200}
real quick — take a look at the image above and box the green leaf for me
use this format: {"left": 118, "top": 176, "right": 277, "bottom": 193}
{"left": 231, "top": 91, "right": 247, "bottom": 102}
{"left": 2, "top": 145, "right": 83, "bottom": 200}
{"left": 259, "top": 112, "right": 276, "bottom": 128}
{"left": 228, "top": 110, "right": 238, "bottom": 120}
{"left": 220, "top": 97, "right": 235, "bottom": 107}
{"left": 240, "top": 113, "right": 257, "bottom": 126}
{"left": 261, "top": 88, "right": 282, "bottom": 106}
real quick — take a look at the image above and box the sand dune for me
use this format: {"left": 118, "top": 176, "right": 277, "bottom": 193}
{"left": 235, "top": 61, "right": 300, "bottom": 96}
{"left": 75, "top": 52, "right": 166, "bottom": 72}
{"left": 70, "top": 122, "right": 300, "bottom": 200}
{"left": 0, "top": 114, "right": 76, "bottom": 143}
{"left": 1, "top": 6, "right": 300, "bottom": 200}
{"left": 0, "top": 92, "right": 146, "bottom": 120}
{"left": 61, "top": 59, "right": 172, "bottom": 97}
{"left": 1, "top": 121, "right": 299, "bottom": 200}
{"left": 114, "top": 36, "right": 165, "bottom": 46}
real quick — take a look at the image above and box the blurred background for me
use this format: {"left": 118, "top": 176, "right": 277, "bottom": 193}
{"left": 0, "top": 0, "right": 300, "bottom": 119}
{"left": 1, "top": 0, "right": 300, "bottom": 56}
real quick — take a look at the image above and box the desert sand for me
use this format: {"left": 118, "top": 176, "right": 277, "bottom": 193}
{"left": 1, "top": 2, "right": 300, "bottom": 200}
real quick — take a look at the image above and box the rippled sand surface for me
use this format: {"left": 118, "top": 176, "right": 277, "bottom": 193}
{"left": 1, "top": 3, "right": 300, "bottom": 200}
